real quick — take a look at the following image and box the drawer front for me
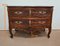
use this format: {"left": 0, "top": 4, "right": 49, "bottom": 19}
{"left": 31, "top": 19, "right": 50, "bottom": 27}
{"left": 10, "top": 19, "right": 29, "bottom": 28}
{"left": 8, "top": 8, "right": 29, "bottom": 17}
{"left": 31, "top": 8, "right": 52, "bottom": 18}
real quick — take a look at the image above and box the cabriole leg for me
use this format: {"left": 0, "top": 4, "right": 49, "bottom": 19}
{"left": 9, "top": 28, "right": 13, "bottom": 38}
{"left": 47, "top": 27, "right": 51, "bottom": 38}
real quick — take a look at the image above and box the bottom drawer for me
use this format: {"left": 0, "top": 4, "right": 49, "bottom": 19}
{"left": 10, "top": 20, "right": 29, "bottom": 28}
{"left": 31, "top": 19, "right": 50, "bottom": 27}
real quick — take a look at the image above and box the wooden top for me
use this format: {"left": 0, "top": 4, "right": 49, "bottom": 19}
{"left": 7, "top": 6, "right": 54, "bottom": 8}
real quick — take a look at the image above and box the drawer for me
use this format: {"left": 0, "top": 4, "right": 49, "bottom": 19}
{"left": 8, "top": 8, "right": 29, "bottom": 17}
{"left": 31, "top": 8, "right": 52, "bottom": 18}
{"left": 10, "top": 19, "right": 29, "bottom": 28}
{"left": 31, "top": 19, "right": 50, "bottom": 27}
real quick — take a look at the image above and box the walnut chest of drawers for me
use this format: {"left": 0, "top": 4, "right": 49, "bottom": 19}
{"left": 7, "top": 6, "right": 53, "bottom": 38}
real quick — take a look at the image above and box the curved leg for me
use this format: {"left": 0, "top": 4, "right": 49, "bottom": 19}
{"left": 9, "top": 28, "right": 13, "bottom": 38}
{"left": 47, "top": 27, "right": 51, "bottom": 38}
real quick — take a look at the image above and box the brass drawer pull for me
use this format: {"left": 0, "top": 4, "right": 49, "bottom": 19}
{"left": 15, "top": 21, "right": 22, "bottom": 24}
{"left": 39, "top": 11, "right": 47, "bottom": 14}
{"left": 32, "top": 11, "right": 47, "bottom": 14}
{"left": 38, "top": 21, "right": 46, "bottom": 24}
{"left": 14, "top": 11, "right": 23, "bottom": 15}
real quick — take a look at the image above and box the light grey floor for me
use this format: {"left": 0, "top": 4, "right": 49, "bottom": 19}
{"left": 0, "top": 30, "right": 60, "bottom": 46}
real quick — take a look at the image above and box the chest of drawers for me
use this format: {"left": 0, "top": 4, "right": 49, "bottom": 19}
{"left": 7, "top": 6, "right": 53, "bottom": 38}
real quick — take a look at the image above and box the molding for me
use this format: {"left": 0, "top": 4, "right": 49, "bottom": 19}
{"left": 0, "top": 29, "right": 60, "bottom": 31}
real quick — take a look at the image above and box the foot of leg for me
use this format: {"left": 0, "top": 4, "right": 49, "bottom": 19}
{"left": 47, "top": 27, "right": 51, "bottom": 38}
{"left": 9, "top": 28, "right": 13, "bottom": 38}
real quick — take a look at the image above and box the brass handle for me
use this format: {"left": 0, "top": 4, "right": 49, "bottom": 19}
{"left": 39, "top": 11, "right": 47, "bottom": 14}
{"left": 15, "top": 21, "right": 22, "bottom": 24}
{"left": 38, "top": 21, "right": 46, "bottom": 24}
{"left": 14, "top": 11, "right": 23, "bottom": 15}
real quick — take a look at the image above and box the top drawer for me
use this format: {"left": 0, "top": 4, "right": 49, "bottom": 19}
{"left": 8, "top": 7, "right": 29, "bottom": 18}
{"left": 31, "top": 7, "right": 52, "bottom": 18}
{"left": 7, "top": 6, "right": 53, "bottom": 18}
